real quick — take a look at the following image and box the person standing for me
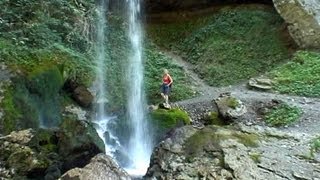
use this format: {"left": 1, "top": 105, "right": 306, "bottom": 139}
{"left": 161, "top": 69, "right": 173, "bottom": 105}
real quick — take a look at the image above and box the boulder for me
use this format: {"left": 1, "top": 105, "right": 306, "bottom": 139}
{"left": 145, "top": 125, "right": 320, "bottom": 179}
{"left": 57, "top": 119, "right": 105, "bottom": 171}
{"left": 60, "top": 154, "right": 130, "bottom": 180}
{"left": 72, "top": 86, "right": 94, "bottom": 108}
{"left": 273, "top": 0, "right": 320, "bottom": 48}
{"left": 0, "top": 129, "right": 54, "bottom": 179}
{"left": 214, "top": 94, "right": 247, "bottom": 120}
{"left": 248, "top": 78, "right": 273, "bottom": 90}
{"left": 145, "top": 126, "right": 261, "bottom": 179}
{"left": 63, "top": 79, "right": 93, "bottom": 108}
{"left": 150, "top": 108, "right": 191, "bottom": 141}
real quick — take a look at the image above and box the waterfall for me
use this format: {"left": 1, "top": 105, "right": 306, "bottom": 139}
{"left": 92, "top": 0, "right": 153, "bottom": 176}
{"left": 93, "top": 0, "right": 121, "bottom": 157}
{"left": 125, "top": 0, "right": 153, "bottom": 176}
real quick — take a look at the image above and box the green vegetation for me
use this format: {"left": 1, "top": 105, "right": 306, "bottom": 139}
{"left": 150, "top": 108, "right": 191, "bottom": 140}
{"left": 264, "top": 103, "right": 302, "bottom": 127}
{"left": 226, "top": 97, "right": 239, "bottom": 109}
{"left": 0, "top": 0, "right": 195, "bottom": 135}
{"left": 204, "top": 112, "right": 225, "bottom": 126}
{"left": 145, "top": 45, "right": 195, "bottom": 104}
{"left": 148, "top": 5, "right": 291, "bottom": 86}
{"left": 310, "top": 137, "right": 320, "bottom": 158}
{"left": 0, "top": 87, "right": 22, "bottom": 134}
{"left": 150, "top": 108, "right": 191, "bottom": 128}
{"left": 36, "top": 129, "right": 59, "bottom": 153}
{"left": 234, "top": 133, "right": 259, "bottom": 147}
{"left": 249, "top": 152, "right": 262, "bottom": 163}
{"left": 270, "top": 51, "right": 320, "bottom": 97}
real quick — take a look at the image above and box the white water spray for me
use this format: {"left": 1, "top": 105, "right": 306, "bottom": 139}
{"left": 93, "top": 0, "right": 121, "bottom": 156}
{"left": 125, "top": 0, "right": 153, "bottom": 176}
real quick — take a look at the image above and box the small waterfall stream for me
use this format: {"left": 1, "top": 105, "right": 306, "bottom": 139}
{"left": 93, "top": 0, "right": 153, "bottom": 177}
{"left": 93, "top": 0, "right": 121, "bottom": 157}
{"left": 125, "top": 0, "right": 153, "bottom": 176}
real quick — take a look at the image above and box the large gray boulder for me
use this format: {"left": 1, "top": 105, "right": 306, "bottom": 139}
{"left": 145, "top": 125, "right": 320, "bottom": 179}
{"left": 60, "top": 154, "right": 130, "bottom": 180}
{"left": 273, "top": 0, "right": 320, "bottom": 48}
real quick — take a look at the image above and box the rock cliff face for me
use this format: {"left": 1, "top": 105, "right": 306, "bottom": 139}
{"left": 273, "top": 0, "right": 320, "bottom": 48}
{"left": 145, "top": 125, "right": 320, "bottom": 180}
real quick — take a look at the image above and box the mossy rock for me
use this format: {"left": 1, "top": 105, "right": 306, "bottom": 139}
{"left": 204, "top": 112, "right": 226, "bottom": 126}
{"left": 27, "top": 65, "right": 64, "bottom": 97}
{"left": 150, "top": 108, "right": 191, "bottom": 141}
{"left": 31, "top": 129, "right": 59, "bottom": 154}
{"left": 7, "top": 147, "right": 50, "bottom": 176}
{"left": 58, "top": 118, "right": 105, "bottom": 170}
{"left": 184, "top": 126, "right": 259, "bottom": 160}
{"left": 0, "top": 86, "right": 22, "bottom": 134}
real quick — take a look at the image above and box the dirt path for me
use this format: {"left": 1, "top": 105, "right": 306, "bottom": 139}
{"left": 162, "top": 50, "right": 320, "bottom": 136}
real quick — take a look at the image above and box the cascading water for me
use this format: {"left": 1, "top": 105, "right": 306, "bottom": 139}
{"left": 125, "top": 0, "right": 153, "bottom": 176}
{"left": 92, "top": 0, "right": 153, "bottom": 176}
{"left": 93, "top": 0, "right": 121, "bottom": 157}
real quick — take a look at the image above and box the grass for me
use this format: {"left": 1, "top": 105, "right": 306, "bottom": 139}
{"left": 264, "top": 103, "right": 302, "bottom": 127}
{"left": 147, "top": 5, "right": 291, "bottom": 86}
{"left": 145, "top": 44, "right": 196, "bottom": 104}
{"left": 270, "top": 51, "right": 320, "bottom": 97}
{"left": 310, "top": 137, "right": 320, "bottom": 158}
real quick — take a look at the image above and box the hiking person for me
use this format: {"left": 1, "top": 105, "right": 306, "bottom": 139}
{"left": 161, "top": 69, "right": 173, "bottom": 105}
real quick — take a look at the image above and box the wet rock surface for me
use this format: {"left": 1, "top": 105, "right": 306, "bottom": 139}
{"left": 57, "top": 119, "right": 105, "bottom": 171}
{"left": 60, "top": 154, "right": 130, "bottom": 180}
{"left": 145, "top": 125, "right": 320, "bottom": 180}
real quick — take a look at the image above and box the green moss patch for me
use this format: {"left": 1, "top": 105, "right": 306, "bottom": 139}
{"left": 185, "top": 126, "right": 259, "bottom": 159}
{"left": 204, "top": 112, "right": 225, "bottom": 126}
{"left": 148, "top": 5, "right": 292, "bottom": 86}
{"left": 310, "top": 137, "right": 320, "bottom": 158}
{"left": 0, "top": 87, "right": 22, "bottom": 134}
{"left": 270, "top": 51, "right": 320, "bottom": 97}
{"left": 150, "top": 108, "right": 191, "bottom": 140}
{"left": 264, "top": 103, "right": 302, "bottom": 127}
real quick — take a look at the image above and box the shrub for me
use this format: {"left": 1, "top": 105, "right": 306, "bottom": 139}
{"left": 264, "top": 103, "right": 302, "bottom": 127}
{"left": 270, "top": 51, "right": 320, "bottom": 97}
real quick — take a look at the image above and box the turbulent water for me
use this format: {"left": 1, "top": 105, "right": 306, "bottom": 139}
{"left": 125, "top": 0, "right": 153, "bottom": 176}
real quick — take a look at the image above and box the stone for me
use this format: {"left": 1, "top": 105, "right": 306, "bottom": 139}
{"left": 146, "top": 124, "right": 320, "bottom": 179}
{"left": 59, "top": 154, "right": 130, "bottom": 180}
{"left": 0, "top": 129, "right": 53, "bottom": 179}
{"left": 214, "top": 94, "right": 247, "bottom": 120}
{"left": 248, "top": 78, "right": 273, "bottom": 90}
{"left": 72, "top": 86, "right": 94, "bottom": 108}
{"left": 57, "top": 119, "right": 105, "bottom": 171}
{"left": 64, "top": 105, "right": 88, "bottom": 121}
{"left": 273, "top": 0, "right": 320, "bottom": 48}
{"left": 0, "top": 129, "right": 34, "bottom": 145}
